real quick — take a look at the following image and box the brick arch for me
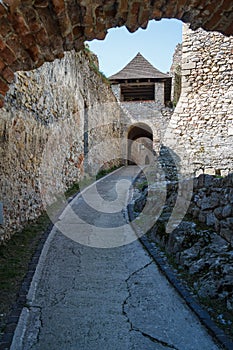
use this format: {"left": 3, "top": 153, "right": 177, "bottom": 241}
{"left": 0, "top": 0, "right": 232, "bottom": 107}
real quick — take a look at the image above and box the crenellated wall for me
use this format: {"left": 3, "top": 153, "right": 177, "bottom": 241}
{"left": 0, "top": 49, "right": 122, "bottom": 242}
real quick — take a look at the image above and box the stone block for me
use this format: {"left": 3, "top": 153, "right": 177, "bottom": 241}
{"left": 214, "top": 206, "right": 223, "bottom": 220}
{"left": 182, "top": 62, "right": 196, "bottom": 70}
{"left": 220, "top": 227, "right": 232, "bottom": 243}
{"left": 195, "top": 169, "right": 203, "bottom": 177}
{"left": 0, "top": 202, "right": 3, "bottom": 225}
{"left": 204, "top": 168, "right": 215, "bottom": 176}
{"left": 198, "top": 212, "right": 206, "bottom": 223}
{"left": 206, "top": 212, "right": 216, "bottom": 226}
{"left": 228, "top": 127, "right": 233, "bottom": 136}
{"left": 201, "top": 193, "right": 219, "bottom": 211}
{"left": 222, "top": 204, "right": 232, "bottom": 218}
{"left": 2, "top": 66, "right": 14, "bottom": 83}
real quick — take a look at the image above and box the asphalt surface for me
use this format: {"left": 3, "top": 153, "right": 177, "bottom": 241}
{"left": 11, "top": 166, "right": 220, "bottom": 350}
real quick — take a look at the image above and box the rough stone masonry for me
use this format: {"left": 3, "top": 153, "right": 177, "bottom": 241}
{"left": 0, "top": 49, "right": 122, "bottom": 243}
{"left": 164, "top": 24, "right": 233, "bottom": 176}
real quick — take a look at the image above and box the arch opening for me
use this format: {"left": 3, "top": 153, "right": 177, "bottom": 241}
{"left": 127, "top": 123, "right": 153, "bottom": 166}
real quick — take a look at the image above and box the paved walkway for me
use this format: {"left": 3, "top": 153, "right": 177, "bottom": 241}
{"left": 11, "top": 166, "right": 220, "bottom": 350}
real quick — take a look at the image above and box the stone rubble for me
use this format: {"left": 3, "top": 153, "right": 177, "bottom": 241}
{"left": 130, "top": 169, "right": 233, "bottom": 313}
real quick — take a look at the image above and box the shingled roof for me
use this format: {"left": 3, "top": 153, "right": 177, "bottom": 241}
{"left": 109, "top": 53, "right": 170, "bottom": 81}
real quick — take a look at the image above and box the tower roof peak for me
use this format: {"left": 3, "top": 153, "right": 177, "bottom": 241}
{"left": 109, "top": 53, "right": 169, "bottom": 81}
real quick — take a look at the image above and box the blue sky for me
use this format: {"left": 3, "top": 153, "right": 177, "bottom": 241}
{"left": 87, "top": 19, "right": 182, "bottom": 77}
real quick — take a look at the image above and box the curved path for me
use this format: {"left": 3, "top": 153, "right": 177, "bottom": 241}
{"left": 11, "top": 166, "right": 220, "bottom": 350}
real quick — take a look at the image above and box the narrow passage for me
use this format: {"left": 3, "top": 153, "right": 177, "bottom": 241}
{"left": 11, "top": 166, "right": 220, "bottom": 350}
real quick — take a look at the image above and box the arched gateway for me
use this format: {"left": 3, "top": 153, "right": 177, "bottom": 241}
{"left": 127, "top": 123, "right": 153, "bottom": 166}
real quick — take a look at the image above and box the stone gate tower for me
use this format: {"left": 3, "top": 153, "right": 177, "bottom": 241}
{"left": 109, "top": 52, "right": 171, "bottom": 107}
{"left": 109, "top": 53, "right": 173, "bottom": 165}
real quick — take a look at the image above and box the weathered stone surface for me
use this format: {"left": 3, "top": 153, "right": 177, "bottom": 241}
{"left": 189, "top": 174, "right": 233, "bottom": 243}
{"left": 0, "top": 49, "right": 122, "bottom": 243}
{"left": 164, "top": 25, "right": 233, "bottom": 175}
{"left": 131, "top": 172, "right": 233, "bottom": 306}
{"left": 222, "top": 204, "right": 232, "bottom": 218}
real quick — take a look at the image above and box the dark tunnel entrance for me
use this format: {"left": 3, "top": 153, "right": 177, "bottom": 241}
{"left": 127, "top": 123, "right": 153, "bottom": 166}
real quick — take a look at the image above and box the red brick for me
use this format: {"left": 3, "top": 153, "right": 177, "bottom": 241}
{"left": 0, "top": 77, "right": 9, "bottom": 95}
{"left": 0, "top": 59, "right": 5, "bottom": 71}
{"left": 1, "top": 45, "right": 16, "bottom": 65}
{"left": 95, "top": 30, "right": 107, "bottom": 40}
{"left": 72, "top": 26, "right": 83, "bottom": 40}
{"left": 0, "top": 17, "right": 13, "bottom": 36}
{"left": 175, "top": 0, "right": 189, "bottom": 18}
{"left": 27, "top": 44, "right": 41, "bottom": 62}
{"left": 74, "top": 38, "right": 85, "bottom": 51}
{"left": 11, "top": 13, "right": 29, "bottom": 36}
{"left": 0, "top": 4, "right": 7, "bottom": 17}
{"left": 36, "top": 7, "right": 60, "bottom": 37}
{"left": 35, "top": 28, "right": 50, "bottom": 46}
{"left": 118, "top": 0, "right": 128, "bottom": 13}
{"left": 204, "top": 8, "right": 223, "bottom": 29}
{"left": 125, "top": 2, "right": 141, "bottom": 32}
{"left": 2, "top": 66, "right": 14, "bottom": 83}
{"left": 52, "top": 0, "right": 66, "bottom": 16}
{"left": 58, "top": 12, "right": 72, "bottom": 37}
{"left": 6, "top": 33, "right": 24, "bottom": 58}
{"left": 21, "top": 33, "right": 35, "bottom": 49}
{"left": 23, "top": 7, "right": 42, "bottom": 33}
{"left": 0, "top": 94, "right": 5, "bottom": 108}
{"left": 42, "top": 47, "right": 55, "bottom": 61}
{"left": 0, "top": 37, "right": 6, "bottom": 51}
{"left": 34, "top": 0, "right": 49, "bottom": 8}
{"left": 50, "top": 35, "right": 64, "bottom": 55}
{"left": 28, "top": 45, "right": 40, "bottom": 62}
{"left": 138, "top": 8, "right": 150, "bottom": 26}
{"left": 151, "top": 8, "right": 162, "bottom": 20}
{"left": 225, "top": 19, "right": 233, "bottom": 36}
{"left": 67, "top": 1, "right": 83, "bottom": 26}
{"left": 163, "top": 1, "right": 178, "bottom": 18}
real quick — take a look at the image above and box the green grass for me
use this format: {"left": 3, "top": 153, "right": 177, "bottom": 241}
{"left": 135, "top": 180, "right": 148, "bottom": 191}
{"left": 0, "top": 212, "right": 51, "bottom": 335}
{"left": 96, "top": 165, "right": 121, "bottom": 180}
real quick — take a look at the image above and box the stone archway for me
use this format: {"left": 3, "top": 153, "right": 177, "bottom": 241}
{"left": 0, "top": 0, "right": 232, "bottom": 107}
{"left": 127, "top": 123, "right": 153, "bottom": 165}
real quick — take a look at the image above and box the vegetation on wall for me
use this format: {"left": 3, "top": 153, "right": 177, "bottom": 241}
{"left": 84, "top": 44, "right": 110, "bottom": 85}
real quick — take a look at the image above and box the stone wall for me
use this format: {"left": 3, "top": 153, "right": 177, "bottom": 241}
{"left": 188, "top": 174, "right": 233, "bottom": 245}
{"left": 164, "top": 25, "right": 233, "bottom": 176}
{"left": 111, "top": 85, "right": 173, "bottom": 158}
{"left": 170, "top": 43, "right": 182, "bottom": 104}
{"left": 0, "top": 49, "right": 122, "bottom": 243}
{"left": 122, "top": 102, "right": 173, "bottom": 158}
{"left": 130, "top": 173, "right": 233, "bottom": 304}
{"left": 111, "top": 82, "right": 165, "bottom": 109}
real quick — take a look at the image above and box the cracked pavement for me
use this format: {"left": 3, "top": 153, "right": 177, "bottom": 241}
{"left": 11, "top": 166, "right": 220, "bottom": 350}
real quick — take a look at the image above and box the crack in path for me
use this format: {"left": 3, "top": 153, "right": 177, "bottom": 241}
{"left": 139, "top": 330, "right": 179, "bottom": 350}
{"left": 122, "top": 260, "right": 180, "bottom": 350}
